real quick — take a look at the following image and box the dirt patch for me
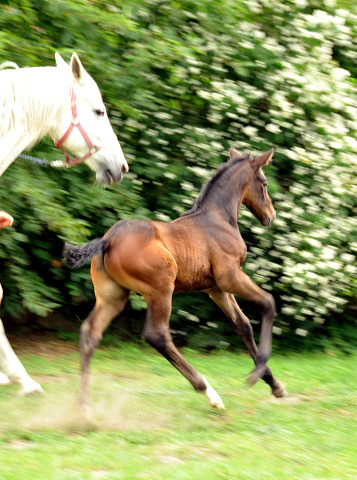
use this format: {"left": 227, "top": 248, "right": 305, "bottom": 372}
{"left": 6, "top": 332, "right": 78, "bottom": 357}
{"left": 8, "top": 439, "right": 35, "bottom": 450}
{"left": 0, "top": 373, "right": 170, "bottom": 434}
{"left": 0, "top": 334, "right": 170, "bottom": 434}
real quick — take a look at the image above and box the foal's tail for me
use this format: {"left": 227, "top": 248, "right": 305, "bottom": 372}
{"left": 63, "top": 237, "right": 110, "bottom": 269}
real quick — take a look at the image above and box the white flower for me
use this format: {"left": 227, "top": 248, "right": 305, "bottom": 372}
{"left": 265, "top": 123, "right": 281, "bottom": 133}
{"left": 242, "top": 126, "right": 258, "bottom": 137}
{"left": 296, "top": 328, "right": 308, "bottom": 337}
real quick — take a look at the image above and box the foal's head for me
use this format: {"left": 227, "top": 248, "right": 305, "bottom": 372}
{"left": 230, "top": 147, "right": 276, "bottom": 226}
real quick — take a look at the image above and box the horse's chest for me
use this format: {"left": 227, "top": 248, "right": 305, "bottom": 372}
{"left": 237, "top": 241, "right": 247, "bottom": 264}
{"left": 213, "top": 233, "right": 247, "bottom": 266}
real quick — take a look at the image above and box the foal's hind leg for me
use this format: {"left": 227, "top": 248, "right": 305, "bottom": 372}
{"left": 143, "top": 292, "right": 225, "bottom": 409}
{"left": 206, "top": 287, "right": 286, "bottom": 398}
{"left": 79, "top": 272, "right": 129, "bottom": 410}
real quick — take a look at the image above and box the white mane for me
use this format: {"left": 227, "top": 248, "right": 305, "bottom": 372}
{"left": 0, "top": 67, "right": 62, "bottom": 136}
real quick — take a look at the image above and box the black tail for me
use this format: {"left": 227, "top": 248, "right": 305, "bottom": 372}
{"left": 63, "top": 237, "right": 110, "bottom": 269}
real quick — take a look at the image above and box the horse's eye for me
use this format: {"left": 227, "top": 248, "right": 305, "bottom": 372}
{"left": 94, "top": 109, "right": 105, "bottom": 117}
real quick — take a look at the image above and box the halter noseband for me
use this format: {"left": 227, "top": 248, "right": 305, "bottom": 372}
{"left": 54, "top": 84, "right": 101, "bottom": 166}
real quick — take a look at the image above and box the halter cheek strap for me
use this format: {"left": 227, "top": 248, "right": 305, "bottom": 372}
{"left": 54, "top": 84, "right": 101, "bottom": 166}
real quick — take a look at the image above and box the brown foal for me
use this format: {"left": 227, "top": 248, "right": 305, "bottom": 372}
{"left": 64, "top": 147, "right": 285, "bottom": 409}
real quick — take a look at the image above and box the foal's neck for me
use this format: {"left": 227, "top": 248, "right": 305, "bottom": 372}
{"left": 201, "top": 160, "right": 252, "bottom": 225}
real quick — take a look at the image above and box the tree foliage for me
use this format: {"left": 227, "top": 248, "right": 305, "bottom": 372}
{"left": 0, "top": 0, "right": 356, "bottom": 350}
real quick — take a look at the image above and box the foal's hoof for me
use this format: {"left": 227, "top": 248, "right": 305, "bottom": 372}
{"left": 209, "top": 395, "right": 225, "bottom": 410}
{"left": 202, "top": 376, "right": 225, "bottom": 410}
{"left": 272, "top": 385, "right": 287, "bottom": 398}
{"left": 79, "top": 404, "right": 92, "bottom": 420}
{"left": 247, "top": 369, "right": 262, "bottom": 387}
{"left": 78, "top": 398, "right": 92, "bottom": 420}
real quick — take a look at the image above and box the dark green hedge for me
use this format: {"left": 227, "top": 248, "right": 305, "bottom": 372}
{"left": 0, "top": 0, "right": 356, "bottom": 351}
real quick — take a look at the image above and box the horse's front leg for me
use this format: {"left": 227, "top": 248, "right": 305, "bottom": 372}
{"left": 0, "top": 371, "right": 11, "bottom": 385}
{"left": 143, "top": 293, "right": 225, "bottom": 409}
{"left": 206, "top": 287, "right": 285, "bottom": 397}
{"left": 0, "top": 319, "right": 43, "bottom": 395}
{"left": 216, "top": 269, "right": 277, "bottom": 387}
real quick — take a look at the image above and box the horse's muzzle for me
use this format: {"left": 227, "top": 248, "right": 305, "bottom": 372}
{"left": 262, "top": 212, "right": 276, "bottom": 227}
{"left": 97, "top": 167, "right": 126, "bottom": 184}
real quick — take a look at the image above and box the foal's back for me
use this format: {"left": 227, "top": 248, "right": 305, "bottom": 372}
{"left": 101, "top": 210, "right": 246, "bottom": 295}
{"left": 101, "top": 216, "right": 221, "bottom": 295}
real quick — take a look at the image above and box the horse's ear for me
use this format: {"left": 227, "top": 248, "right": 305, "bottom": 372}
{"left": 251, "top": 148, "right": 274, "bottom": 169}
{"left": 229, "top": 147, "right": 243, "bottom": 160}
{"left": 55, "top": 52, "right": 68, "bottom": 69}
{"left": 70, "top": 53, "right": 85, "bottom": 84}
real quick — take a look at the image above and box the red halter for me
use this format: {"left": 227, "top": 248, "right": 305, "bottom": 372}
{"left": 54, "top": 84, "right": 101, "bottom": 166}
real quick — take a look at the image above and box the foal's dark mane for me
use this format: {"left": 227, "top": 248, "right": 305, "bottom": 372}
{"left": 181, "top": 154, "right": 249, "bottom": 217}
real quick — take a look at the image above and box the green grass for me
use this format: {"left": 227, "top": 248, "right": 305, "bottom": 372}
{"left": 0, "top": 337, "right": 356, "bottom": 480}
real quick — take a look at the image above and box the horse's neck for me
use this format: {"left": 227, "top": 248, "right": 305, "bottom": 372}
{"left": 0, "top": 131, "right": 35, "bottom": 176}
{"left": 204, "top": 163, "right": 250, "bottom": 224}
{"left": 0, "top": 67, "right": 69, "bottom": 175}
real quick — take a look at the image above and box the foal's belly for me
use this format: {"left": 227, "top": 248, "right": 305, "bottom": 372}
{"left": 174, "top": 277, "right": 216, "bottom": 293}
{"left": 173, "top": 262, "right": 216, "bottom": 293}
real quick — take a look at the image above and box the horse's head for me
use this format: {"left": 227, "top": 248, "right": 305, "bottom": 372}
{"left": 53, "top": 53, "right": 128, "bottom": 184}
{"left": 230, "top": 147, "right": 276, "bottom": 226}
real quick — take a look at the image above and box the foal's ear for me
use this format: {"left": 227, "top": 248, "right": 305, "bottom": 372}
{"left": 251, "top": 148, "right": 274, "bottom": 169}
{"left": 70, "top": 53, "right": 85, "bottom": 84}
{"left": 55, "top": 52, "right": 68, "bottom": 69}
{"left": 229, "top": 147, "right": 244, "bottom": 160}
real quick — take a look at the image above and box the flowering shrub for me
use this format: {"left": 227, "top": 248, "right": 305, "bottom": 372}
{"left": 0, "top": 0, "right": 355, "bottom": 349}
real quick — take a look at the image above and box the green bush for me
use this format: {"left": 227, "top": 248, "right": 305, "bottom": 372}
{"left": 0, "top": 0, "right": 356, "bottom": 351}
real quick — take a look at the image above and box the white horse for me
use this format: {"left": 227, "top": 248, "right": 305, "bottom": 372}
{"left": 0, "top": 52, "right": 129, "bottom": 395}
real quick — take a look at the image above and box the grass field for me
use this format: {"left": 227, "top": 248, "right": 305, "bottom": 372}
{"left": 0, "top": 335, "right": 356, "bottom": 480}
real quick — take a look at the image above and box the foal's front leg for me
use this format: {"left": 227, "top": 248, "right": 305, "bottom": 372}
{"left": 206, "top": 287, "right": 285, "bottom": 397}
{"left": 216, "top": 269, "right": 278, "bottom": 387}
{"left": 143, "top": 293, "right": 225, "bottom": 409}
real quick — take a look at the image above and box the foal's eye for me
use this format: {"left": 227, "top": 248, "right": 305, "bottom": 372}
{"left": 94, "top": 109, "right": 105, "bottom": 117}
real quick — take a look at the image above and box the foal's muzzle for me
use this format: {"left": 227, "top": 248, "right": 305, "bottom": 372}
{"left": 262, "top": 212, "right": 276, "bottom": 227}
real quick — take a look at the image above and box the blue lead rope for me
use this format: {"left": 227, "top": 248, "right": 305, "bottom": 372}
{"left": 18, "top": 153, "right": 68, "bottom": 168}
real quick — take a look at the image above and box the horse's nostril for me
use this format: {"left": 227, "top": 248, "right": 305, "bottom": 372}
{"left": 122, "top": 163, "right": 129, "bottom": 173}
